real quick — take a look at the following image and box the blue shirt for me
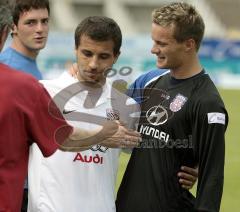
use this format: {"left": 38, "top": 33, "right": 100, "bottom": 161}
{"left": 127, "top": 69, "right": 168, "bottom": 103}
{"left": 0, "top": 47, "right": 42, "bottom": 80}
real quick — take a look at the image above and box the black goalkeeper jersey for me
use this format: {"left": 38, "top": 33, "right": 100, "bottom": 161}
{"left": 116, "top": 71, "right": 228, "bottom": 212}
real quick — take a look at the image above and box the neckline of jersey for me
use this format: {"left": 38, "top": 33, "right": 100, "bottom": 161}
{"left": 169, "top": 69, "right": 205, "bottom": 85}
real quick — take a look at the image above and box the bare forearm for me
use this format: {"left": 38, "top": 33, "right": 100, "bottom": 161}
{"left": 60, "top": 127, "right": 102, "bottom": 151}
{"left": 59, "top": 121, "right": 141, "bottom": 152}
{"left": 59, "top": 121, "right": 119, "bottom": 151}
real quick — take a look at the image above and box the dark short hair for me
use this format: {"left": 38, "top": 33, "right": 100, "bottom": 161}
{"left": 12, "top": 0, "right": 50, "bottom": 25}
{"left": 152, "top": 2, "right": 205, "bottom": 50}
{"left": 74, "top": 16, "right": 122, "bottom": 56}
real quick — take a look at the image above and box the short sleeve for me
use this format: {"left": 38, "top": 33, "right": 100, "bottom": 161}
{"left": 27, "top": 83, "right": 73, "bottom": 157}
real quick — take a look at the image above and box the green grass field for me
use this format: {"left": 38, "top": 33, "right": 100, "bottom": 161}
{"left": 116, "top": 89, "right": 240, "bottom": 211}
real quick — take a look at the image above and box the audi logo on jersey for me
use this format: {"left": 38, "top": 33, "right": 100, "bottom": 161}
{"left": 91, "top": 144, "right": 108, "bottom": 153}
{"left": 146, "top": 105, "right": 168, "bottom": 126}
{"left": 73, "top": 152, "right": 103, "bottom": 164}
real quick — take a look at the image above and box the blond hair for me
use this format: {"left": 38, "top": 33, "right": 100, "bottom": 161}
{"left": 152, "top": 2, "right": 205, "bottom": 50}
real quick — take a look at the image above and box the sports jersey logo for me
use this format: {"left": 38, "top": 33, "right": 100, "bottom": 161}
{"left": 73, "top": 152, "right": 103, "bottom": 164}
{"left": 62, "top": 109, "right": 76, "bottom": 114}
{"left": 106, "top": 108, "right": 120, "bottom": 120}
{"left": 91, "top": 144, "right": 108, "bottom": 153}
{"left": 169, "top": 94, "right": 187, "bottom": 112}
{"left": 146, "top": 105, "right": 168, "bottom": 126}
{"left": 208, "top": 112, "right": 225, "bottom": 125}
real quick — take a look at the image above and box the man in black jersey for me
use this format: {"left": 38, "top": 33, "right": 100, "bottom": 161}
{"left": 116, "top": 2, "right": 228, "bottom": 212}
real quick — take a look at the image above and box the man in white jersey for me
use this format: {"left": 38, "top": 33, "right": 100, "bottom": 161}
{"left": 28, "top": 16, "right": 139, "bottom": 212}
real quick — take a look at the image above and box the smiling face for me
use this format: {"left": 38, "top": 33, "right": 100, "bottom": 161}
{"left": 12, "top": 8, "right": 49, "bottom": 58}
{"left": 151, "top": 22, "right": 186, "bottom": 71}
{"left": 75, "top": 35, "right": 119, "bottom": 84}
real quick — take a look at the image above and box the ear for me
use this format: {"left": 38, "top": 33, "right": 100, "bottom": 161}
{"left": 113, "top": 51, "right": 121, "bottom": 64}
{"left": 74, "top": 47, "right": 78, "bottom": 57}
{"left": 184, "top": 39, "right": 195, "bottom": 52}
{"left": 11, "top": 24, "right": 18, "bottom": 35}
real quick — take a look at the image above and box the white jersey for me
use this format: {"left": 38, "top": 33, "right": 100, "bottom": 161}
{"left": 28, "top": 72, "right": 139, "bottom": 212}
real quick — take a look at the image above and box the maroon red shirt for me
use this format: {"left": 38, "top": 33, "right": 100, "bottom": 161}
{"left": 0, "top": 63, "right": 73, "bottom": 212}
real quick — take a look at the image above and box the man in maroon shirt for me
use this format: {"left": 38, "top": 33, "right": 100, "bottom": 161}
{"left": 0, "top": 4, "right": 141, "bottom": 212}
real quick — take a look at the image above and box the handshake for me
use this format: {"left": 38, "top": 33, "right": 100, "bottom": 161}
{"left": 57, "top": 120, "right": 142, "bottom": 151}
